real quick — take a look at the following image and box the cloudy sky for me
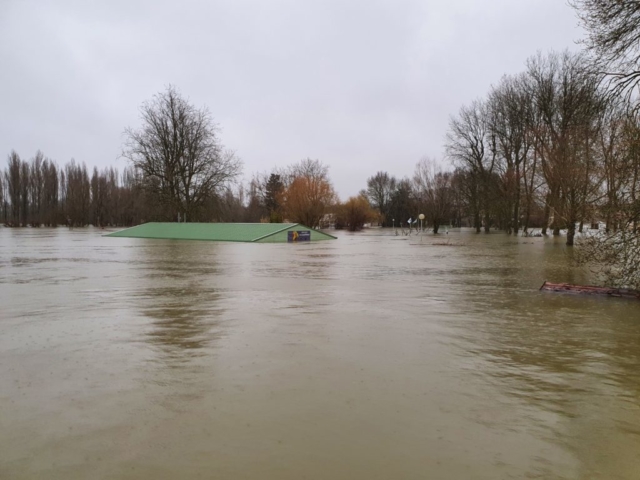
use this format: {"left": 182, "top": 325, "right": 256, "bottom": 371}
{"left": 1, "top": 0, "right": 584, "bottom": 198}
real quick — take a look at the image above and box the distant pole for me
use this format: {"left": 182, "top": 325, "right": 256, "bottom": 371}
{"left": 392, "top": 218, "right": 395, "bottom": 232}
{"left": 419, "top": 213, "right": 425, "bottom": 233}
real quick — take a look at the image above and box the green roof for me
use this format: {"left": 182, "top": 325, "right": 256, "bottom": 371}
{"left": 105, "top": 222, "right": 337, "bottom": 243}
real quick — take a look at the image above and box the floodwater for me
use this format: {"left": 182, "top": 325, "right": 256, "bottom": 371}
{"left": 1, "top": 227, "right": 639, "bottom": 480}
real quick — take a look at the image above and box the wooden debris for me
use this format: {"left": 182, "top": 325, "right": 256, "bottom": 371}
{"left": 540, "top": 281, "right": 640, "bottom": 300}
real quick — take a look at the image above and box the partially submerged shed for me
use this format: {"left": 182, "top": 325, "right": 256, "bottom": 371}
{"left": 105, "top": 222, "right": 336, "bottom": 243}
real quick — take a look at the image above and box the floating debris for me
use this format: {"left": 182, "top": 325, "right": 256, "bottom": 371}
{"left": 539, "top": 281, "right": 640, "bottom": 300}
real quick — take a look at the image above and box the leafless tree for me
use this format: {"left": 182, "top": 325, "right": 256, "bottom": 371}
{"left": 6, "top": 151, "right": 21, "bottom": 226}
{"left": 19, "top": 159, "right": 29, "bottom": 227}
{"left": 571, "top": 0, "right": 640, "bottom": 108}
{"left": 90, "top": 167, "right": 108, "bottom": 227}
{"left": 41, "top": 159, "right": 59, "bottom": 226}
{"left": 65, "top": 160, "right": 91, "bottom": 227}
{"left": 446, "top": 99, "right": 496, "bottom": 232}
{"left": 122, "top": 85, "right": 242, "bottom": 222}
{"left": 366, "top": 171, "right": 397, "bottom": 226}
{"left": 488, "top": 74, "right": 533, "bottom": 234}
{"left": 527, "top": 50, "right": 604, "bottom": 245}
{"left": 595, "top": 99, "right": 626, "bottom": 232}
{"left": 0, "top": 167, "right": 6, "bottom": 225}
{"left": 29, "top": 151, "right": 44, "bottom": 226}
{"left": 413, "top": 158, "right": 454, "bottom": 233}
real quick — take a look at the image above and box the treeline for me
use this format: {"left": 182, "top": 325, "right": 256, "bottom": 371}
{"left": 0, "top": 151, "right": 148, "bottom": 227}
{"left": 0, "top": 149, "right": 361, "bottom": 230}
{"left": 445, "top": 50, "right": 640, "bottom": 245}
{"left": 357, "top": 54, "right": 640, "bottom": 244}
{"left": 364, "top": 162, "right": 475, "bottom": 234}
{"left": 361, "top": 2, "right": 640, "bottom": 244}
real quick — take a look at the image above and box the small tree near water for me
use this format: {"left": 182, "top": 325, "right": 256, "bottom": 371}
{"left": 335, "top": 195, "right": 377, "bottom": 231}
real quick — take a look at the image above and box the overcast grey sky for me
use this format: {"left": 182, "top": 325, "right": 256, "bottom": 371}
{"left": 1, "top": 0, "right": 584, "bottom": 198}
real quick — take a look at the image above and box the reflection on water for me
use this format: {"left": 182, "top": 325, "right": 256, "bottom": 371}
{"left": 139, "top": 286, "right": 221, "bottom": 352}
{"left": 0, "top": 227, "right": 639, "bottom": 480}
{"left": 135, "top": 242, "right": 225, "bottom": 360}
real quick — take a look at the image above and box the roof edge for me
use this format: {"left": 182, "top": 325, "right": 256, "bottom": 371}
{"left": 103, "top": 222, "right": 155, "bottom": 237}
{"left": 251, "top": 223, "right": 300, "bottom": 242}
{"left": 253, "top": 223, "right": 338, "bottom": 241}
{"left": 306, "top": 226, "right": 337, "bottom": 239}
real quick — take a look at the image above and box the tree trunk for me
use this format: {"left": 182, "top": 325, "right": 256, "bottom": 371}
{"left": 566, "top": 219, "right": 576, "bottom": 246}
{"left": 513, "top": 163, "right": 521, "bottom": 236}
{"left": 542, "top": 195, "right": 550, "bottom": 235}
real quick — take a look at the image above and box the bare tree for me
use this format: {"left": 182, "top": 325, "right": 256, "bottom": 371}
{"left": 595, "top": 99, "right": 626, "bottom": 232}
{"left": 0, "top": 167, "right": 5, "bottom": 225}
{"left": 387, "top": 178, "right": 417, "bottom": 229}
{"left": 91, "top": 167, "right": 108, "bottom": 227}
{"left": 366, "top": 171, "right": 397, "bottom": 226}
{"left": 285, "top": 158, "right": 329, "bottom": 186}
{"left": 488, "top": 74, "right": 533, "bottom": 234}
{"left": 6, "top": 152, "right": 22, "bottom": 226}
{"left": 446, "top": 99, "right": 496, "bottom": 232}
{"left": 19, "top": 159, "right": 29, "bottom": 227}
{"left": 65, "top": 160, "right": 91, "bottom": 227}
{"left": 413, "top": 158, "right": 454, "bottom": 233}
{"left": 29, "top": 151, "right": 44, "bottom": 226}
{"left": 571, "top": 0, "right": 640, "bottom": 108}
{"left": 621, "top": 112, "right": 640, "bottom": 232}
{"left": 122, "top": 85, "right": 242, "bottom": 222}
{"left": 527, "top": 51, "right": 604, "bottom": 245}
{"left": 42, "top": 159, "right": 59, "bottom": 226}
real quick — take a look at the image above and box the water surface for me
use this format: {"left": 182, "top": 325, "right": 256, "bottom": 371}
{"left": 1, "top": 228, "right": 639, "bottom": 479}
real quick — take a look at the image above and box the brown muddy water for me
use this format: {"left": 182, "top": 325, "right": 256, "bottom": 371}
{"left": 1, "top": 227, "right": 639, "bottom": 479}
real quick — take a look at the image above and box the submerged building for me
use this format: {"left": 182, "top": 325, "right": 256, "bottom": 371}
{"left": 105, "top": 222, "right": 337, "bottom": 243}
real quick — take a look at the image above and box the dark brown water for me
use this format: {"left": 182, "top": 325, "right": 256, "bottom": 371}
{"left": 1, "top": 227, "right": 639, "bottom": 479}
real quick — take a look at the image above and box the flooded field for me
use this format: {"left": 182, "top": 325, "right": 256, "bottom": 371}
{"left": 1, "top": 227, "right": 639, "bottom": 479}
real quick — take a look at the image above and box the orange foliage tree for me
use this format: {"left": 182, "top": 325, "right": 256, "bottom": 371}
{"left": 335, "top": 195, "right": 378, "bottom": 231}
{"left": 280, "top": 163, "right": 336, "bottom": 228}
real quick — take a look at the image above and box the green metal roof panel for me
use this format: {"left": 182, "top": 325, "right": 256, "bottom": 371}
{"left": 255, "top": 225, "right": 337, "bottom": 243}
{"left": 106, "top": 222, "right": 336, "bottom": 243}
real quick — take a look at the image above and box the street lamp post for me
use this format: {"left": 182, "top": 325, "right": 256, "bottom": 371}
{"left": 419, "top": 213, "right": 425, "bottom": 232}
{"left": 392, "top": 218, "right": 395, "bottom": 231}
